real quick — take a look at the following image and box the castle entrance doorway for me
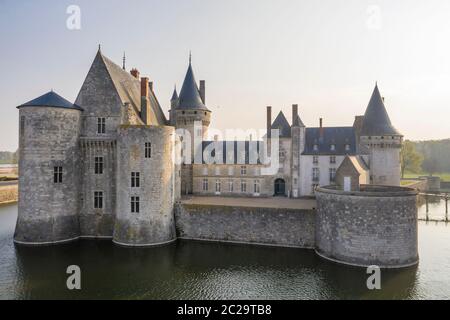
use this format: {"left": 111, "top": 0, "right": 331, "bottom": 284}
{"left": 274, "top": 179, "right": 286, "bottom": 196}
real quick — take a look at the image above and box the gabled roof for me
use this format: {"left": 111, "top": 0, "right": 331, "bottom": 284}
{"left": 178, "top": 62, "right": 208, "bottom": 110}
{"left": 293, "top": 114, "right": 305, "bottom": 127}
{"left": 75, "top": 49, "right": 167, "bottom": 126}
{"left": 271, "top": 111, "right": 291, "bottom": 138}
{"left": 337, "top": 155, "right": 369, "bottom": 176}
{"left": 18, "top": 91, "right": 83, "bottom": 111}
{"left": 360, "top": 84, "right": 401, "bottom": 136}
{"left": 303, "top": 127, "right": 357, "bottom": 155}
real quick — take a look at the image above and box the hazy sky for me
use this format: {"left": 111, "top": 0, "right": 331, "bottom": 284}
{"left": 1, "top": 0, "right": 450, "bottom": 151}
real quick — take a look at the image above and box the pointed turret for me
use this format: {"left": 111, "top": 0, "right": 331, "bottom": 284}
{"left": 170, "top": 85, "right": 179, "bottom": 109}
{"left": 360, "top": 84, "right": 401, "bottom": 136}
{"left": 271, "top": 111, "right": 291, "bottom": 138}
{"left": 177, "top": 57, "right": 209, "bottom": 110}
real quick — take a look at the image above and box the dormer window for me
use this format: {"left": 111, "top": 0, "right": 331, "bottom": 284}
{"left": 313, "top": 144, "right": 318, "bottom": 151}
{"left": 345, "top": 144, "right": 350, "bottom": 151}
{"left": 330, "top": 144, "right": 336, "bottom": 151}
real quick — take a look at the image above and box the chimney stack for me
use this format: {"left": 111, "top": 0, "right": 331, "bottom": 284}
{"left": 149, "top": 81, "right": 154, "bottom": 92}
{"left": 141, "top": 77, "right": 149, "bottom": 124}
{"left": 199, "top": 80, "right": 206, "bottom": 104}
{"left": 292, "top": 104, "right": 298, "bottom": 126}
{"left": 267, "top": 106, "right": 272, "bottom": 139}
{"left": 141, "top": 77, "right": 149, "bottom": 98}
{"left": 131, "top": 68, "right": 140, "bottom": 79}
{"left": 319, "top": 118, "right": 324, "bottom": 138}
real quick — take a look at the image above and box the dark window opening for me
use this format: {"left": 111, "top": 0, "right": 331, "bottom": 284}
{"left": 131, "top": 196, "right": 140, "bottom": 213}
{"left": 94, "top": 191, "right": 103, "bottom": 209}
{"left": 131, "top": 172, "right": 140, "bottom": 188}
{"left": 97, "top": 118, "right": 106, "bottom": 134}
{"left": 94, "top": 157, "right": 104, "bottom": 174}
{"left": 145, "top": 142, "right": 152, "bottom": 158}
{"left": 53, "top": 166, "right": 63, "bottom": 183}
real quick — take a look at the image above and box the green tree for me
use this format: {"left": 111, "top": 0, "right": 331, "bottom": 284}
{"left": 422, "top": 157, "right": 438, "bottom": 176}
{"left": 401, "top": 140, "right": 423, "bottom": 178}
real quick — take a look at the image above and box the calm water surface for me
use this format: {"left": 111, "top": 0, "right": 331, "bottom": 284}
{"left": 1, "top": 202, "right": 450, "bottom": 300}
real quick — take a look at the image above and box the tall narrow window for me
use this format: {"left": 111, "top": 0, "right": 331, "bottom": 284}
{"left": 145, "top": 142, "right": 152, "bottom": 158}
{"left": 97, "top": 118, "right": 106, "bottom": 134}
{"left": 131, "top": 196, "right": 140, "bottom": 213}
{"left": 313, "top": 156, "right": 319, "bottom": 165}
{"left": 254, "top": 180, "right": 260, "bottom": 194}
{"left": 94, "top": 157, "right": 104, "bottom": 174}
{"left": 312, "top": 168, "right": 320, "bottom": 182}
{"left": 241, "top": 180, "right": 247, "bottom": 193}
{"left": 329, "top": 168, "right": 336, "bottom": 182}
{"left": 94, "top": 191, "right": 103, "bottom": 209}
{"left": 202, "top": 179, "right": 209, "bottom": 191}
{"left": 215, "top": 180, "right": 221, "bottom": 193}
{"left": 330, "top": 156, "right": 336, "bottom": 164}
{"left": 131, "top": 172, "right": 140, "bottom": 188}
{"left": 240, "top": 166, "right": 247, "bottom": 175}
{"left": 228, "top": 180, "right": 234, "bottom": 192}
{"left": 53, "top": 166, "right": 63, "bottom": 183}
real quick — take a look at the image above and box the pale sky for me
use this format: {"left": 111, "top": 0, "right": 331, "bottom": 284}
{"left": 1, "top": 0, "right": 450, "bottom": 151}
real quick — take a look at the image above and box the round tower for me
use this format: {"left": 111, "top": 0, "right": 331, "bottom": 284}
{"left": 171, "top": 56, "right": 212, "bottom": 194}
{"left": 113, "top": 125, "right": 177, "bottom": 246}
{"left": 14, "top": 91, "right": 82, "bottom": 245}
{"left": 359, "top": 84, "right": 403, "bottom": 186}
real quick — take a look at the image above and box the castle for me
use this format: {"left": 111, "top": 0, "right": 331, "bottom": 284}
{"left": 14, "top": 48, "right": 409, "bottom": 259}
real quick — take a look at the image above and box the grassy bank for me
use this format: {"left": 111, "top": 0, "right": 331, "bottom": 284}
{"left": 0, "top": 185, "right": 18, "bottom": 204}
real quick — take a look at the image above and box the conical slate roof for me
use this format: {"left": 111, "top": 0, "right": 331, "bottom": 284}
{"left": 171, "top": 86, "right": 178, "bottom": 101}
{"left": 18, "top": 91, "right": 82, "bottom": 110}
{"left": 360, "top": 84, "right": 401, "bottom": 136}
{"left": 271, "top": 111, "right": 291, "bottom": 138}
{"left": 178, "top": 62, "right": 208, "bottom": 110}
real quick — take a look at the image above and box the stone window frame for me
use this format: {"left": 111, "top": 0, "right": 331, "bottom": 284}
{"left": 97, "top": 117, "right": 106, "bottom": 134}
{"left": 330, "top": 156, "right": 336, "bottom": 164}
{"left": 131, "top": 172, "right": 140, "bottom": 188}
{"left": 53, "top": 166, "right": 63, "bottom": 184}
{"left": 240, "top": 180, "right": 247, "bottom": 193}
{"left": 145, "top": 142, "right": 152, "bottom": 158}
{"left": 94, "top": 191, "right": 103, "bottom": 209}
{"left": 131, "top": 196, "right": 140, "bottom": 213}
{"left": 228, "top": 179, "right": 234, "bottom": 192}
{"left": 94, "top": 156, "right": 104, "bottom": 175}
{"left": 215, "top": 179, "right": 221, "bottom": 193}
{"left": 313, "top": 156, "right": 319, "bottom": 165}
{"left": 329, "top": 168, "right": 336, "bottom": 182}
{"left": 312, "top": 167, "right": 320, "bottom": 182}
{"left": 253, "top": 179, "right": 260, "bottom": 194}
{"left": 202, "top": 178, "right": 209, "bottom": 191}
{"left": 240, "top": 166, "right": 247, "bottom": 176}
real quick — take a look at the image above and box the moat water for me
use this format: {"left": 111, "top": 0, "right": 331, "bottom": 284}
{"left": 1, "top": 201, "right": 450, "bottom": 300}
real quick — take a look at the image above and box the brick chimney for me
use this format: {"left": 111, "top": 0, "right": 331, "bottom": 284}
{"left": 131, "top": 68, "right": 140, "bottom": 79}
{"left": 292, "top": 104, "right": 298, "bottom": 126}
{"left": 267, "top": 106, "right": 272, "bottom": 139}
{"left": 141, "top": 77, "right": 149, "bottom": 124}
{"left": 199, "top": 80, "right": 206, "bottom": 104}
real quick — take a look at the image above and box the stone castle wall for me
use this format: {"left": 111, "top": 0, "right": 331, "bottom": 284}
{"left": 15, "top": 107, "right": 82, "bottom": 244}
{"left": 113, "top": 125, "right": 178, "bottom": 246}
{"left": 175, "top": 203, "right": 315, "bottom": 248}
{"left": 315, "top": 185, "right": 418, "bottom": 268}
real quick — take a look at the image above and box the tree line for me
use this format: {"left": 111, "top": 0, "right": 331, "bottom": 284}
{"left": 401, "top": 139, "right": 450, "bottom": 177}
